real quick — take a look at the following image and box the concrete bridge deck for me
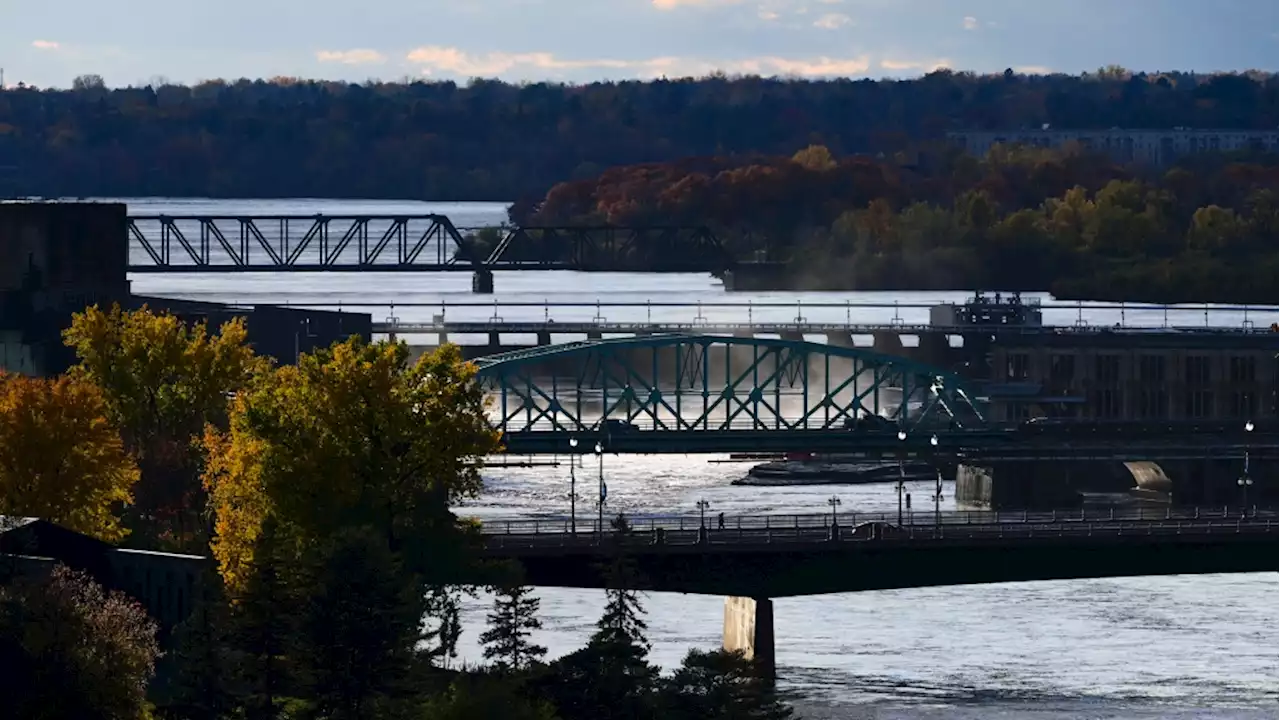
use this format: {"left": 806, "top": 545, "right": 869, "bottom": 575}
{"left": 480, "top": 509, "right": 1276, "bottom": 679}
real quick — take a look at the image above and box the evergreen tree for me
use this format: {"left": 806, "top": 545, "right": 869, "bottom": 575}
{"left": 295, "top": 527, "right": 425, "bottom": 720}
{"left": 225, "top": 516, "right": 296, "bottom": 720}
{"left": 541, "top": 528, "right": 659, "bottom": 720}
{"left": 659, "top": 649, "right": 793, "bottom": 720}
{"left": 157, "top": 569, "right": 235, "bottom": 720}
{"left": 480, "top": 584, "right": 547, "bottom": 671}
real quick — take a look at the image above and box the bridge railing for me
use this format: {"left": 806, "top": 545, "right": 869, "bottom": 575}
{"left": 481, "top": 516, "right": 1277, "bottom": 549}
{"left": 481, "top": 512, "right": 1280, "bottom": 545}
{"left": 475, "top": 505, "right": 1278, "bottom": 536}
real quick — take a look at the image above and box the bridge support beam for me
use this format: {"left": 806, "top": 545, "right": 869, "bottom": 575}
{"left": 472, "top": 270, "right": 494, "bottom": 294}
{"left": 723, "top": 596, "right": 776, "bottom": 684}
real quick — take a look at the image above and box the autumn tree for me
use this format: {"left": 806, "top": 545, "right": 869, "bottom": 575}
{"left": 659, "top": 649, "right": 793, "bottom": 720}
{"left": 63, "top": 304, "right": 266, "bottom": 551}
{"left": 0, "top": 565, "right": 160, "bottom": 720}
{"left": 481, "top": 584, "right": 547, "bottom": 672}
{"left": 0, "top": 373, "right": 137, "bottom": 542}
{"left": 202, "top": 339, "right": 500, "bottom": 655}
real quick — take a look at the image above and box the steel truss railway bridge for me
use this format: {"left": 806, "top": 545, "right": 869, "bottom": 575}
{"left": 125, "top": 214, "right": 730, "bottom": 273}
{"left": 471, "top": 333, "right": 1277, "bottom": 456}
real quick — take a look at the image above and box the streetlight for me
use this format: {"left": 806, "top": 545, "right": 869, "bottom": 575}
{"left": 827, "top": 495, "right": 841, "bottom": 525}
{"left": 696, "top": 499, "right": 710, "bottom": 528}
{"left": 568, "top": 438, "right": 579, "bottom": 533}
{"left": 595, "top": 442, "right": 605, "bottom": 536}
{"left": 1237, "top": 474, "right": 1254, "bottom": 511}
{"left": 1241, "top": 421, "right": 1254, "bottom": 513}
{"left": 930, "top": 435, "right": 942, "bottom": 529}
{"left": 896, "top": 430, "right": 907, "bottom": 525}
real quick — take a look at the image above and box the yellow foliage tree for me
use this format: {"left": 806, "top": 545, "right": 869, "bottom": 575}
{"left": 62, "top": 303, "right": 268, "bottom": 550}
{"left": 202, "top": 339, "right": 499, "bottom": 596}
{"left": 0, "top": 373, "right": 138, "bottom": 542}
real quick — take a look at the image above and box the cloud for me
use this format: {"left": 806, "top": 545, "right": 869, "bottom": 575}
{"left": 813, "top": 13, "right": 851, "bottom": 29}
{"left": 315, "top": 49, "right": 387, "bottom": 65}
{"left": 962, "top": 16, "right": 979, "bottom": 30}
{"left": 31, "top": 40, "right": 60, "bottom": 51}
{"left": 758, "top": 8, "right": 780, "bottom": 20}
{"left": 651, "top": 0, "right": 743, "bottom": 9}
{"left": 405, "top": 46, "right": 872, "bottom": 79}
{"left": 880, "top": 57, "right": 952, "bottom": 73}
{"left": 1014, "top": 65, "right": 1054, "bottom": 75}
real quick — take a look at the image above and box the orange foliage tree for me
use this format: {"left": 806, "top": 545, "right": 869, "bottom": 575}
{"left": 62, "top": 304, "right": 268, "bottom": 551}
{"left": 0, "top": 373, "right": 138, "bottom": 542}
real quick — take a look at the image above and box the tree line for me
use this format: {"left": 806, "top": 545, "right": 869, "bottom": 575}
{"left": 520, "top": 143, "right": 1278, "bottom": 304}
{"left": 0, "top": 306, "right": 790, "bottom": 719}
{"left": 0, "top": 69, "right": 1275, "bottom": 201}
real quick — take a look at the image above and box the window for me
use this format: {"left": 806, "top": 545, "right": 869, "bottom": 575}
{"left": 1093, "top": 388, "right": 1122, "bottom": 418}
{"left": 1183, "top": 390, "right": 1213, "bottom": 419}
{"left": 1230, "top": 392, "right": 1258, "bottom": 418}
{"left": 1229, "top": 356, "right": 1257, "bottom": 383}
{"left": 1050, "top": 354, "right": 1076, "bottom": 383}
{"left": 1138, "top": 355, "right": 1166, "bottom": 382}
{"left": 1006, "top": 353, "right": 1030, "bottom": 380}
{"left": 1185, "top": 356, "right": 1210, "bottom": 385}
{"left": 1094, "top": 355, "right": 1120, "bottom": 384}
{"left": 1137, "top": 390, "right": 1169, "bottom": 419}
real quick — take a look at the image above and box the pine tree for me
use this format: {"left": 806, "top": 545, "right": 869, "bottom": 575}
{"left": 295, "top": 527, "right": 424, "bottom": 720}
{"left": 157, "top": 569, "right": 234, "bottom": 720}
{"left": 543, "top": 534, "right": 659, "bottom": 720}
{"left": 225, "top": 516, "right": 295, "bottom": 720}
{"left": 480, "top": 584, "right": 547, "bottom": 671}
{"left": 659, "top": 649, "right": 793, "bottom": 720}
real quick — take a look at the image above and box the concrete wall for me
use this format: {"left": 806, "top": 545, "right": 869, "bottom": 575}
{"left": 0, "top": 202, "right": 131, "bottom": 375}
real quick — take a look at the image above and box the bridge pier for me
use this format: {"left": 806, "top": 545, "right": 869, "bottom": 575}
{"left": 472, "top": 270, "right": 494, "bottom": 294}
{"left": 871, "top": 330, "right": 908, "bottom": 359}
{"left": 536, "top": 330, "right": 553, "bottom": 347}
{"left": 723, "top": 596, "right": 776, "bottom": 684}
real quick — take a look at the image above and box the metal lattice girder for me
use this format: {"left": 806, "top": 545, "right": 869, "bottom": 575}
{"left": 128, "top": 215, "right": 477, "bottom": 271}
{"left": 474, "top": 334, "right": 987, "bottom": 437}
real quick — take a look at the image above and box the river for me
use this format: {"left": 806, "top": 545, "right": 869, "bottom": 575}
{"left": 121, "top": 198, "right": 1278, "bottom": 720}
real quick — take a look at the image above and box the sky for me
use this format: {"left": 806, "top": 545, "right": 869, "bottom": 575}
{"left": 4, "top": 0, "right": 1278, "bottom": 88}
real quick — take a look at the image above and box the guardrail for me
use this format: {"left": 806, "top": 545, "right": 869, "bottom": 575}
{"left": 477, "top": 505, "right": 1279, "bottom": 536}
{"left": 482, "top": 517, "right": 1277, "bottom": 550}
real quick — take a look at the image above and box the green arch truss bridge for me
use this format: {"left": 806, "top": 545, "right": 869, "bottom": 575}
{"left": 473, "top": 334, "right": 989, "bottom": 454}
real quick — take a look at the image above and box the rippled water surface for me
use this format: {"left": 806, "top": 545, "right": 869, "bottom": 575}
{"left": 123, "top": 198, "right": 1279, "bottom": 719}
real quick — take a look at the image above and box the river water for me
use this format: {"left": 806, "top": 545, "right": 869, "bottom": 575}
{"left": 122, "top": 198, "right": 1279, "bottom": 719}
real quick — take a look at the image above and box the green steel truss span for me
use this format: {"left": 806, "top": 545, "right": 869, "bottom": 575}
{"left": 473, "top": 334, "right": 986, "bottom": 445}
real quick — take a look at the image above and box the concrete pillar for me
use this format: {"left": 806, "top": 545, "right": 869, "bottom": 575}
{"left": 436, "top": 332, "right": 448, "bottom": 346}
{"left": 536, "top": 330, "right": 552, "bottom": 347}
{"left": 723, "top": 596, "right": 776, "bottom": 683}
{"left": 825, "top": 331, "right": 855, "bottom": 348}
{"left": 780, "top": 330, "right": 804, "bottom": 344}
{"left": 871, "top": 331, "right": 908, "bottom": 359}
{"left": 472, "top": 270, "right": 494, "bottom": 294}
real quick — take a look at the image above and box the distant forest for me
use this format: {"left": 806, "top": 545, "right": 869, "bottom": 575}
{"left": 521, "top": 143, "right": 1277, "bottom": 303}
{"left": 1, "top": 70, "right": 1275, "bottom": 302}
{"left": 0, "top": 69, "right": 1276, "bottom": 200}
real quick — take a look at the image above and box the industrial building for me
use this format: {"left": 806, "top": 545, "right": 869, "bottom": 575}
{"left": 1, "top": 201, "right": 371, "bottom": 376}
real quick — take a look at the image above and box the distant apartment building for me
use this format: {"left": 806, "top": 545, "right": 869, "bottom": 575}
{"left": 947, "top": 128, "right": 1279, "bottom": 167}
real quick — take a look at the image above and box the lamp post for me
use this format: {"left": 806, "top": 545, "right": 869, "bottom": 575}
{"left": 595, "top": 442, "right": 605, "bottom": 536}
{"left": 930, "top": 435, "right": 942, "bottom": 529}
{"left": 896, "top": 430, "right": 907, "bottom": 525}
{"left": 1239, "top": 420, "right": 1254, "bottom": 513}
{"left": 827, "top": 495, "right": 841, "bottom": 525}
{"left": 696, "top": 499, "right": 710, "bottom": 543}
{"left": 568, "top": 438, "right": 579, "bottom": 533}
